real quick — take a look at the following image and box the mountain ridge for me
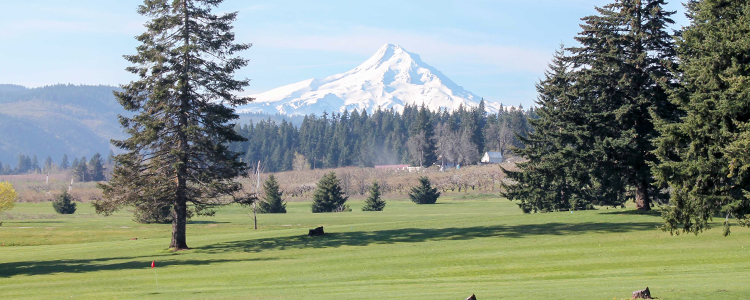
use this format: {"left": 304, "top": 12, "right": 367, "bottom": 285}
{"left": 237, "top": 44, "right": 503, "bottom": 116}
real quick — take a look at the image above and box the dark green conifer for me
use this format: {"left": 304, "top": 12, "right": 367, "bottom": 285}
{"left": 88, "top": 153, "right": 105, "bottom": 181}
{"left": 409, "top": 177, "right": 440, "bottom": 204}
{"left": 311, "top": 172, "right": 349, "bottom": 213}
{"left": 53, "top": 190, "right": 77, "bottom": 214}
{"left": 61, "top": 154, "right": 69, "bottom": 170}
{"left": 654, "top": 0, "right": 750, "bottom": 235}
{"left": 96, "top": 0, "right": 251, "bottom": 250}
{"left": 502, "top": 47, "right": 595, "bottom": 213}
{"left": 563, "top": 0, "right": 677, "bottom": 210}
{"left": 362, "top": 181, "right": 386, "bottom": 211}
{"left": 259, "top": 174, "right": 286, "bottom": 213}
{"left": 74, "top": 156, "right": 88, "bottom": 182}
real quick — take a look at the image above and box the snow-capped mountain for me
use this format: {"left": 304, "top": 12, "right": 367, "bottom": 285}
{"left": 236, "top": 44, "right": 503, "bottom": 116}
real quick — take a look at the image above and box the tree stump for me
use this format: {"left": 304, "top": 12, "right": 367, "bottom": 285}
{"left": 632, "top": 287, "right": 652, "bottom": 299}
{"left": 465, "top": 294, "right": 477, "bottom": 300}
{"left": 308, "top": 226, "right": 324, "bottom": 236}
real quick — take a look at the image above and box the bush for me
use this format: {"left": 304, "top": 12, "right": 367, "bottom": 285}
{"left": 311, "top": 172, "right": 349, "bottom": 213}
{"left": 0, "top": 181, "right": 17, "bottom": 212}
{"left": 259, "top": 175, "right": 286, "bottom": 213}
{"left": 409, "top": 177, "right": 440, "bottom": 204}
{"left": 362, "top": 181, "right": 386, "bottom": 211}
{"left": 53, "top": 191, "right": 77, "bottom": 214}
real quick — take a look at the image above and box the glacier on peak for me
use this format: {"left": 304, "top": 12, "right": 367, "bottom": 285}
{"left": 236, "top": 44, "right": 504, "bottom": 116}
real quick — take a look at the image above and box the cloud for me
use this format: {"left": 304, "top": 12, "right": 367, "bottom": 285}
{"left": 251, "top": 26, "right": 551, "bottom": 73}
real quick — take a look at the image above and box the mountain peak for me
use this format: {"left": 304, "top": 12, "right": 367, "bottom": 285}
{"left": 356, "top": 43, "right": 416, "bottom": 71}
{"left": 237, "top": 44, "right": 503, "bottom": 116}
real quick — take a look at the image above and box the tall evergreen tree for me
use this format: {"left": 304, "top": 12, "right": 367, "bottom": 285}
{"left": 71, "top": 157, "right": 79, "bottom": 172}
{"left": 654, "top": 0, "right": 750, "bottom": 235}
{"left": 61, "top": 154, "right": 69, "bottom": 170}
{"left": 96, "top": 0, "right": 251, "bottom": 250}
{"left": 502, "top": 47, "right": 596, "bottom": 212}
{"left": 408, "top": 104, "right": 437, "bottom": 167}
{"left": 311, "top": 172, "right": 349, "bottom": 213}
{"left": 44, "top": 156, "right": 53, "bottom": 172}
{"left": 75, "top": 156, "right": 88, "bottom": 182}
{"left": 568, "top": 0, "right": 677, "bottom": 210}
{"left": 258, "top": 174, "right": 286, "bottom": 213}
{"left": 89, "top": 153, "right": 106, "bottom": 181}
{"left": 362, "top": 181, "right": 386, "bottom": 211}
{"left": 31, "top": 155, "right": 39, "bottom": 173}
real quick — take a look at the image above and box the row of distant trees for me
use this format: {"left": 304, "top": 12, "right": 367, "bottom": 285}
{"left": 0, "top": 151, "right": 113, "bottom": 182}
{"left": 230, "top": 103, "right": 536, "bottom": 172}
{"left": 502, "top": 0, "right": 750, "bottom": 235}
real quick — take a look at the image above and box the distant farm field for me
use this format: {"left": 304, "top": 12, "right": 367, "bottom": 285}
{"left": 1, "top": 196, "right": 749, "bottom": 299}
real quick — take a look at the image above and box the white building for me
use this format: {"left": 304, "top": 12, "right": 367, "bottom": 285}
{"left": 481, "top": 152, "right": 503, "bottom": 164}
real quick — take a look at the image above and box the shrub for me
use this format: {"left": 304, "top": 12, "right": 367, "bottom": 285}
{"left": 259, "top": 175, "right": 286, "bottom": 213}
{"left": 362, "top": 181, "right": 386, "bottom": 211}
{"left": 53, "top": 190, "right": 77, "bottom": 214}
{"left": 0, "top": 181, "right": 17, "bottom": 212}
{"left": 312, "top": 172, "right": 349, "bottom": 213}
{"left": 409, "top": 177, "right": 440, "bottom": 204}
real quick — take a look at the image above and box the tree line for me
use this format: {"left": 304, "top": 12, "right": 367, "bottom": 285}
{"left": 0, "top": 151, "right": 113, "bottom": 182}
{"left": 230, "top": 103, "right": 537, "bottom": 173}
{"left": 502, "top": 0, "right": 750, "bottom": 235}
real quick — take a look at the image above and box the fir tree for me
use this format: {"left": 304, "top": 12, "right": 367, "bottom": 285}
{"left": 258, "top": 174, "right": 286, "bottom": 213}
{"left": 44, "top": 156, "right": 53, "bottom": 172}
{"left": 74, "top": 156, "right": 88, "bottom": 182}
{"left": 311, "top": 172, "right": 349, "bottom": 213}
{"left": 70, "top": 157, "right": 79, "bottom": 172}
{"left": 107, "top": 150, "right": 114, "bottom": 165}
{"left": 88, "top": 153, "right": 106, "bottom": 181}
{"left": 408, "top": 104, "right": 437, "bottom": 166}
{"left": 61, "top": 154, "right": 69, "bottom": 170}
{"left": 96, "top": 0, "right": 251, "bottom": 250}
{"left": 409, "top": 177, "right": 440, "bottom": 204}
{"left": 31, "top": 155, "right": 39, "bottom": 174}
{"left": 567, "top": 0, "right": 677, "bottom": 210}
{"left": 502, "top": 47, "right": 596, "bottom": 213}
{"left": 362, "top": 181, "right": 386, "bottom": 211}
{"left": 654, "top": 0, "right": 750, "bottom": 235}
{"left": 53, "top": 190, "right": 77, "bottom": 214}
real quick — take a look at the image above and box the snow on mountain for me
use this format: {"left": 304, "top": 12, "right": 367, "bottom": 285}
{"left": 236, "top": 44, "right": 503, "bottom": 116}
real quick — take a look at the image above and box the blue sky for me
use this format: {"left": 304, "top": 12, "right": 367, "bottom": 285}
{"left": 0, "top": 0, "right": 689, "bottom": 108}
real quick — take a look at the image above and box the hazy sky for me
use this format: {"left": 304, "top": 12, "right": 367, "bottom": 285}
{"left": 0, "top": 0, "right": 689, "bottom": 108}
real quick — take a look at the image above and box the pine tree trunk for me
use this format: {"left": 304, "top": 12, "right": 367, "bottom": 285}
{"left": 169, "top": 0, "right": 191, "bottom": 251}
{"left": 170, "top": 199, "right": 189, "bottom": 250}
{"left": 635, "top": 180, "right": 651, "bottom": 211}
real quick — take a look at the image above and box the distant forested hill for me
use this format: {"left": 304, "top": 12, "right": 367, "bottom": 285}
{"left": 0, "top": 84, "right": 125, "bottom": 169}
{"left": 0, "top": 84, "right": 303, "bottom": 171}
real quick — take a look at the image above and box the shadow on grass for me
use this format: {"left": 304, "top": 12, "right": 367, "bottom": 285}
{"left": 200, "top": 221, "right": 661, "bottom": 254}
{"left": 0, "top": 255, "right": 277, "bottom": 278}
{"left": 189, "top": 220, "right": 231, "bottom": 224}
{"left": 601, "top": 209, "right": 662, "bottom": 216}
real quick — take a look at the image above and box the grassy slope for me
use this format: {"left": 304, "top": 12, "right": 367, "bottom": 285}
{"left": 1, "top": 196, "right": 749, "bottom": 299}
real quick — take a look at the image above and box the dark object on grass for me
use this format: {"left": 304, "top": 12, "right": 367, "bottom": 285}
{"left": 308, "top": 226, "right": 324, "bottom": 236}
{"left": 53, "top": 190, "right": 77, "bottom": 214}
{"left": 632, "top": 287, "right": 652, "bottom": 299}
{"left": 466, "top": 294, "right": 477, "bottom": 300}
{"left": 409, "top": 176, "right": 440, "bottom": 204}
{"left": 130, "top": 238, "right": 138, "bottom": 240}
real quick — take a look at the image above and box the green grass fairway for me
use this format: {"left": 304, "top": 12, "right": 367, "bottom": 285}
{"left": 1, "top": 196, "right": 749, "bottom": 299}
